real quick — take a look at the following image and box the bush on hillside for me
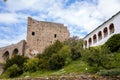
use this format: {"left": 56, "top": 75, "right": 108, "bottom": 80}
{"left": 64, "top": 36, "right": 84, "bottom": 50}
{"left": 5, "top": 64, "right": 21, "bottom": 78}
{"left": 70, "top": 48, "right": 81, "bottom": 60}
{"left": 82, "top": 46, "right": 115, "bottom": 70}
{"left": 42, "top": 40, "right": 64, "bottom": 59}
{"left": 105, "top": 34, "right": 120, "bottom": 52}
{"left": 4, "top": 55, "right": 28, "bottom": 72}
{"left": 97, "top": 69, "right": 120, "bottom": 76}
{"left": 57, "top": 45, "right": 71, "bottom": 65}
{"left": 38, "top": 58, "right": 48, "bottom": 69}
{"left": 48, "top": 53, "right": 66, "bottom": 70}
{"left": 23, "top": 58, "right": 39, "bottom": 72}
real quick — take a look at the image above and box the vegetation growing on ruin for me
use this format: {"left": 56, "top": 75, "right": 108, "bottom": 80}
{"left": 1, "top": 34, "right": 120, "bottom": 79}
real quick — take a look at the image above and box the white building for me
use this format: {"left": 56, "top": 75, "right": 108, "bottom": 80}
{"left": 83, "top": 11, "right": 120, "bottom": 48}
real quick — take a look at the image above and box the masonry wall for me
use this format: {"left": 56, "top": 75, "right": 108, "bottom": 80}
{"left": 0, "top": 40, "right": 26, "bottom": 62}
{"left": 26, "top": 17, "right": 70, "bottom": 56}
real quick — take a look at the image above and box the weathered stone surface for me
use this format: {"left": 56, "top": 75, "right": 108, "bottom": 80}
{"left": 0, "top": 17, "right": 70, "bottom": 61}
{"left": 25, "top": 17, "right": 70, "bottom": 57}
{"left": 0, "top": 40, "right": 26, "bottom": 62}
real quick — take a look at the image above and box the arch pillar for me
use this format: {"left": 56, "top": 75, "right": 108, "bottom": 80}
{"left": 108, "top": 27, "right": 110, "bottom": 35}
{"left": 96, "top": 34, "right": 99, "bottom": 43}
{"left": 102, "top": 30, "right": 104, "bottom": 39}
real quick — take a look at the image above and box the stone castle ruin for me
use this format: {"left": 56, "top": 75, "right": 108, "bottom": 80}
{"left": 0, "top": 17, "right": 70, "bottom": 62}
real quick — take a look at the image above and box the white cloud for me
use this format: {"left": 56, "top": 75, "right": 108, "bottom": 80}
{"left": 0, "top": 13, "right": 18, "bottom": 24}
{"left": 0, "top": 33, "right": 26, "bottom": 47}
{"left": 0, "top": 0, "right": 120, "bottom": 47}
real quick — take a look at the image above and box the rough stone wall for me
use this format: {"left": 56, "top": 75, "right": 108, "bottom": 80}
{"left": 0, "top": 17, "right": 70, "bottom": 60}
{"left": 26, "top": 17, "right": 70, "bottom": 56}
{"left": 0, "top": 40, "right": 26, "bottom": 62}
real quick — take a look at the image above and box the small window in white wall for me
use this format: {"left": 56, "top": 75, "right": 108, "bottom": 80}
{"left": 88, "top": 38, "right": 92, "bottom": 46}
{"left": 93, "top": 34, "right": 97, "bottom": 43}
{"left": 98, "top": 31, "right": 102, "bottom": 41}
{"left": 109, "top": 23, "right": 115, "bottom": 34}
{"left": 103, "top": 27, "right": 108, "bottom": 38}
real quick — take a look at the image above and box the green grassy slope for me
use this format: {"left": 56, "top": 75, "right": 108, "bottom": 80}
{"left": 19, "top": 59, "right": 90, "bottom": 78}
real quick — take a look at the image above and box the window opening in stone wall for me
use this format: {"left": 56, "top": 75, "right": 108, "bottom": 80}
{"left": 3, "top": 51, "right": 9, "bottom": 60}
{"left": 32, "top": 32, "right": 35, "bottom": 36}
{"left": 50, "top": 41, "right": 52, "bottom": 43}
{"left": 103, "top": 27, "right": 108, "bottom": 38}
{"left": 109, "top": 23, "right": 115, "bottom": 34}
{"left": 12, "top": 48, "right": 19, "bottom": 56}
{"left": 54, "top": 34, "right": 57, "bottom": 38}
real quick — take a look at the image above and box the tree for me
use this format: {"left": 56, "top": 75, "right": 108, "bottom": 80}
{"left": 3, "top": 0, "right": 7, "bottom": 2}
{"left": 64, "top": 36, "right": 84, "bottom": 50}
{"left": 4, "top": 55, "right": 28, "bottom": 73}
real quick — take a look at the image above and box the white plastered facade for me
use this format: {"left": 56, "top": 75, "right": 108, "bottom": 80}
{"left": 83, "top": 11, "right": 120, "bottom": 48}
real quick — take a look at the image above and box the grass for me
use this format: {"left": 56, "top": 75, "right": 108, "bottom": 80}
{"left": 63, "top": 59, "right": 89, "bottom": 73}
{"left": 17, "top": 59, "right": 90, "bottom": 78}
{"left": 0, "top": 59, "right": 90, "bottom": 79}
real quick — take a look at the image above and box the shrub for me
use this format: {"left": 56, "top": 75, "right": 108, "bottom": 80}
{"left": 70, "top": 48, "right": 81, "bottom": 60}
{"left": 42, "top": 40, "right": 63, "bottom": 59}
{"left": 23, "top": 58, "right": 39, "bottom": 72}
{"left": 38, "top": 59, "right": 48, "bottom": 69}
{"left": 105, "top": 34, "right": 120, "bottom": 52}
{"left": 57, "top": 45, "right": 71, "bottom": 65}
{"left": 48, "top": 53, "right": 66, "bottom": 70}
{"left": 82, "top": 46, "right": 114, "bottom": 70}
{"left": 64, "top": 36, "right": 84, "bottom": 50}
{"left": 4, "top": 55, "right": 28, "bottom": 71}
{"left": 97, "top": 69, "right": 120, "bottom": 76}
{"left": 5, "top": 64, "right": 21, "bottom": 78}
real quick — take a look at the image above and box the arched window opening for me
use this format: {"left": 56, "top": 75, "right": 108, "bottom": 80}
{"left": 13, "top": 48, "right": 19, "bottom": 55}
{"left": 109, "top": 23, "right": 114, "bottom": 34}
{"left": 93, "top": 34, "right": 97, "bottom": 43}
{"left": 98, "top": 31, "right": 102, "bottom": 41}
{"left": 103, "top": 27, "right": 108, "bottom": 38}
{"left": 3, "top": 51, "right": 9, "bottom": 60}
{"left": 88, "top": 38, "right": 92, "bottom": 46}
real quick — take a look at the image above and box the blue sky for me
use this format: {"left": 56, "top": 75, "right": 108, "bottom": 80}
{"left": 0, "top": 0, "right": 120, "bottom": 47}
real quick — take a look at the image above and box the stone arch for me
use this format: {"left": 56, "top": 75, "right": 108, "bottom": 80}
{"left": 3, "top": 51, "right": 9, "bottom": 60}
{"left": 98, "top": 31, "right": 102, "bottom": 41}
{"left": 103, "top": 27, "right": 108, "bottom": 38}
{"left": 12, "top": 48, "right": 19, "bottom": 55}
{"left": 93, "top": 34, "right": 97, "bottom": 43}
{"left": 109, "top": 23, "right": 114, "bottom": 34}
{"left": 88, "top": 38, "right": 92, "bottom": 46}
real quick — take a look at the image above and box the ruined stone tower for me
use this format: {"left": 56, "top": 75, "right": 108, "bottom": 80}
{"left": 0, "top": 17, "right": 70, "bottom": 61}
{"left": 26, "top": 17, "right": 70, "bottom": 56}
